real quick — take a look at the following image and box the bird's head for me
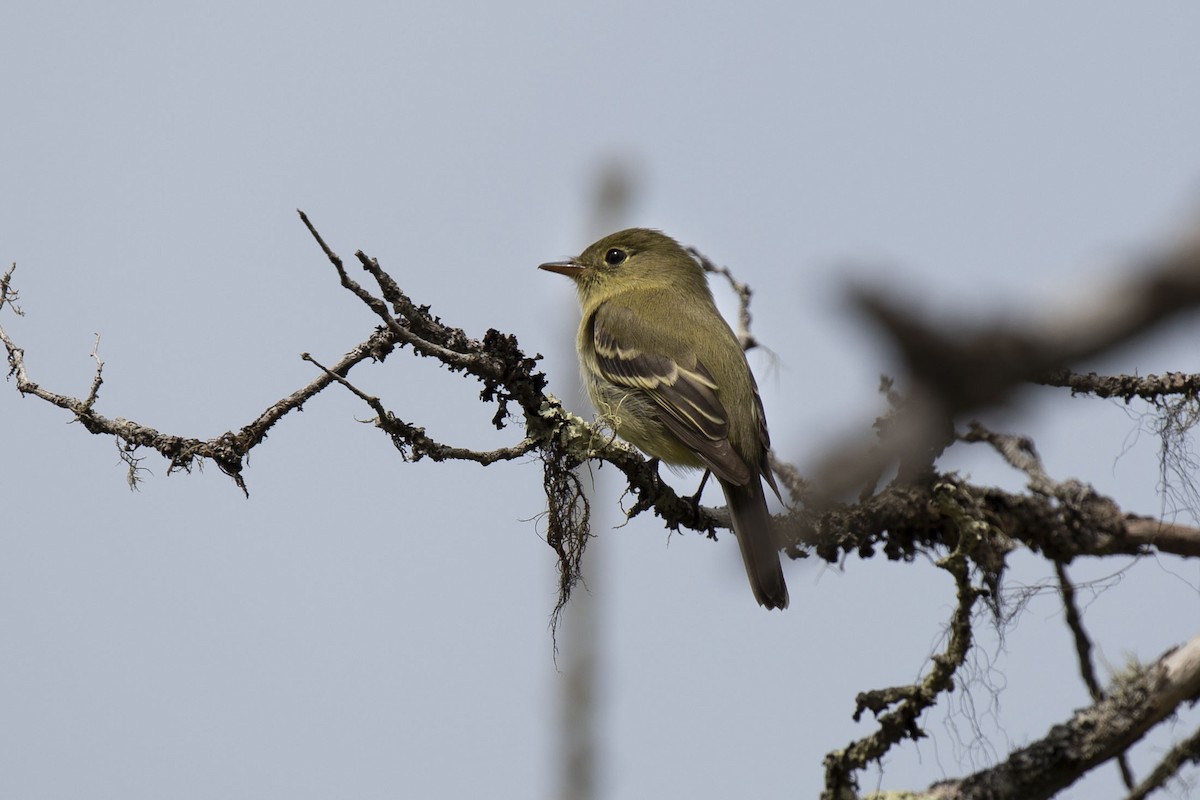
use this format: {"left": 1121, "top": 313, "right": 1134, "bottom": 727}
{"left": 539, "top": 228, "right": 708, "bottom": 298}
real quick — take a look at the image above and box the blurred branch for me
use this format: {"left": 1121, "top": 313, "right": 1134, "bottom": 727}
{"left": 1123, "top": 517, "right": 1200, "bottom": 558}
{"left": 814, "top": 221, "right": 1200, "bottom": 498}
{"left": 1125, "top": 723, "right": 1200, "bottom": 800}
{"left": 859, "top": 222, "right": 1200, "bottom": 413}
{"left": 556, "top": 156, "right": 640, "bottom": 800}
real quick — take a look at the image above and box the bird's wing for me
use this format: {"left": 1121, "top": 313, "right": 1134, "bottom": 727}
{"left": 592, "top": 302, "right": 752, "bottom": 485}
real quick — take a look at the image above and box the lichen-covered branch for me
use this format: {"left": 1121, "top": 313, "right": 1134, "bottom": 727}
{"left": 1125, "top": 722, "right": 1200, "bottom": 800}
{"left": 5, "top": 213, "right": 1200, "bottom": 798}
{"left": 822, "top": 482, "right": 987, "bottom": 799}
{"left": 2, "top": 306, "right": 400, "bottom": 495}
{"left": 0, "top": 215, "right": 735, "bottom": 612}
{"left": 687, "top": 246, "right": 759, "bottom": 351}
{"left": 1037, "top": 369, "right": 1200, "bottom": 402}
{"left": 912, "top": 634, "right": 1200, "bottom": 800}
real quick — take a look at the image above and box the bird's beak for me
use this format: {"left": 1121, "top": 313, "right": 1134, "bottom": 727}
{"left": 538, "top": 259, "right": 585, "bottom": 278}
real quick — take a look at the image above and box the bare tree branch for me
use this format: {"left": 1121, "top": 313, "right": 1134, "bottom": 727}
{"left": 822, "top": 481, "right": 987, "bottom": 798}
{"left": 1055, "top": 562, "right": 1136, "bottom": 790}
{"left": 1123, "top": 518, "right": 1200, "bottom": 558}
{"left": 301, "top": 352, "right": 537, "bottom": 465}
{"left": 5, "top": 213, "right": 1200, "bottom": 799}
{"left": 0, "top": 263, "right": 22, "bottom": 316}
{"left": 915, "top": 634, "right": 1200, "bottom": 800}
{"left": 1038, "top": 369, "right": 1200, "bottom": 402}
{"left": 1125, "top": 723, "right": 1200, "bottom": 800}
{"left": 688, "top": 245, "right": 759, "bottom": 351}
{"left": 812, "top": 224, "right": 1200, "bottom": 499}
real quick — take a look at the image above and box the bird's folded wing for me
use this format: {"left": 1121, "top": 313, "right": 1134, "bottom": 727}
{"left": 592, "top": 303, "right": 752, "bottom": 485}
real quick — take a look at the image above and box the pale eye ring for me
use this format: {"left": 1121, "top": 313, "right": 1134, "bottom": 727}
{"left": 604, "top": 248, "right": 627, "bottom": 266}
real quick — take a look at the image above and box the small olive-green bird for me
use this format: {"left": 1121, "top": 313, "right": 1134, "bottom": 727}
{"left": 540, "top": 228, "right": 788, "bottom": 609}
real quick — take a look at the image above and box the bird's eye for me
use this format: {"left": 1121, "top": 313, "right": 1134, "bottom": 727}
{"left": 604, "top": 248, "right": 627, "bottom": 266}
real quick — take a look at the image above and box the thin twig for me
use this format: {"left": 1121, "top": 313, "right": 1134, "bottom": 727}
{"left": 1124, "top": 723, "right": 1200, "bottom": 800}
{"left": 0, "top": 263, "right": 23, "bottom": 316}
{"left": 924, "top": 634, "right": 1200, "bottom": 800}
{"left": 301, "top": 353, "right": 537, "bottom": 465}
{"left": 83, "top": 334, "right": 104, "bottom": 410}
{"left": 1056, "top": 561, "right": 1136, "bottom": 790}
{"left": 688, "top": 245, "right": 758, "bottom": 351}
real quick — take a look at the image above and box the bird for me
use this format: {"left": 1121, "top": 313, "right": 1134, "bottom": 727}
{"left": 539, "top": 228, "right": 788, "bottom": 609}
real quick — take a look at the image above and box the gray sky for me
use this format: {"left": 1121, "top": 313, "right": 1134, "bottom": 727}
{"left": 3, "top": 3, "right": 1199, "bottom": 798}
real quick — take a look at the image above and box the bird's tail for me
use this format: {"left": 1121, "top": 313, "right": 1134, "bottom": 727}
{"left": 722, "top": 478, "right": 789, "bottom": 610}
